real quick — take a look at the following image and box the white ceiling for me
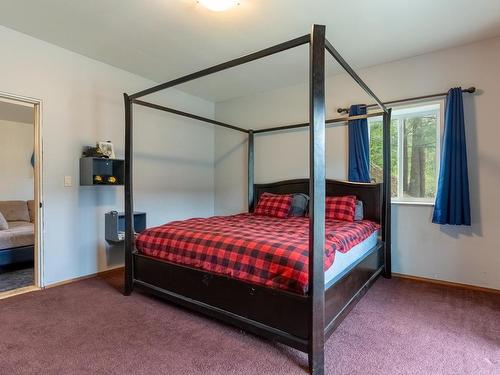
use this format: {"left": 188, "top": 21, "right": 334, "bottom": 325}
{"left": 1, "top": 0, "right": 500, "bottom": 102}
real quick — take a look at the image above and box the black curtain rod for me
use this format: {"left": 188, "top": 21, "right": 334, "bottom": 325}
{"left": 130, "top": 34, "right": 310, "bottom": 100}
{"left": 337, "top": 86, "right": 476, "bottom": 114}
{"left": 132, "top": 99, "right": 249, "bottom": 134}
{"left": 253, "top": 111, "right": 385, "bottom": 134}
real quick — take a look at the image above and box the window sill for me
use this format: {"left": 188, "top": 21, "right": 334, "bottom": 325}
{"left": 391, "top": 200, "right": 435, "bottom": 207}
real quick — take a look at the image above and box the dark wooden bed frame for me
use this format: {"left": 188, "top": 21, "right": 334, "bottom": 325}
{"left": 123, "top": 25, "right": 392, "bottom": 375}
{"left": 133, "top": 179, "right": 383, "bottom": 348}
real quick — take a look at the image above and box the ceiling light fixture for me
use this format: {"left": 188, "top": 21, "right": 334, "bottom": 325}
{"left": 197, "top": 0, "right": 239, "bottom": 12}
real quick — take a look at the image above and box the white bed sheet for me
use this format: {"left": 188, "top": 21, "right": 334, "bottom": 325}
{"left": 324, "top": 230, "right": 380, "bottom": 288}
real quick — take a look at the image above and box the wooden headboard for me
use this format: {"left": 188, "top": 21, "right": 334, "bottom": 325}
{"left": 253, "top": 179, "right": 382, "bottom": 223}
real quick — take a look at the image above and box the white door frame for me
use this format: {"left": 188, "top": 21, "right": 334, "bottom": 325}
{"left": 0, "top": 91, "right": 44, "bottom": 289}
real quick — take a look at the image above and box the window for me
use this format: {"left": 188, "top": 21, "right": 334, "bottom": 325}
{"left": 368, "top": 101, "right": 442, "bottom": 203}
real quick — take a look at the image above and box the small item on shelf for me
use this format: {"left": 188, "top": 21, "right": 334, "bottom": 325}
{"left": 83, "top": 145, "right": 108, "bottom": 158}
{"left": 93, "top": 175, "right": 118, "bottom": 184}
{"left": 98, "top": 141, "right": 115, "bottom": 159}
{"left": 82, "top": 141, "right": 115, "bottom": 159}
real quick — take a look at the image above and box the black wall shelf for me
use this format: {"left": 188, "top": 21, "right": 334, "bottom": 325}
{"left": 105, "top": 211, "right": 146, "bottom": 243}
{"left": 80, "top": 157, "right": 124, "bottom": 186}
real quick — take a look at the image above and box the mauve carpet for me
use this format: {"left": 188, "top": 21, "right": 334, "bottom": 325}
{"left": 1, "top": 272, "right": 499, "bottom": 375}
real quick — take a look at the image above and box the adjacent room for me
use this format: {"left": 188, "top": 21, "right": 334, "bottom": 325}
{"left": 0, "top": 1, "right": 499, "bottom": 374}
{"left": 0, "top": 99, "right": 36, "bottom": 294}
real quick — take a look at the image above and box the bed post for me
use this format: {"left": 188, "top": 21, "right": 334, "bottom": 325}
{"left": 308, "top": 24, "right": 326, "bottom": 375}
{"left": 248, "top": 129, "right": 254, "bottom": 212}
{"left": 124, "top": 93, "right": 135, "bottom": 295}
{"left": 382, "top": 108, "right": 392, "bottom": 278}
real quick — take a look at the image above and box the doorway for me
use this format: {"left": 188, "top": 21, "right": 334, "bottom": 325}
{"left": 0, "top": 92, "right": 43, "bottom": 298}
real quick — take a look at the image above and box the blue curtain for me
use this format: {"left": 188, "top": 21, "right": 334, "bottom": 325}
{"left": 432, "top": 88, "right": 471, "bottom": 225}
{"left": 348, "top": 104, "right": 370, "bottom": 182}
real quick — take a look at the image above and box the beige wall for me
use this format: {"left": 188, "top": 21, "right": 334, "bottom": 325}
{"left": 214, "top": 36, "right": 500, "bottom": 290}
{"left": 0, "top": 25, "right": 215, "bottom": 286}
{"left": 2, "top": 22, "right": 498, "bottom": 291}
{"left": 0, "top": 119, "right": 34, "bottom": 201}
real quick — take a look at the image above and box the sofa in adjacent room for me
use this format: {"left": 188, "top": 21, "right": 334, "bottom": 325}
{"left": 0, "top": 200, "right": 35, "bottom": 266}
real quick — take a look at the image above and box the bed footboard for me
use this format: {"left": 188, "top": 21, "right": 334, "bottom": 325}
{"left": 131, "top": 241, "right": 383, "bottom": 353}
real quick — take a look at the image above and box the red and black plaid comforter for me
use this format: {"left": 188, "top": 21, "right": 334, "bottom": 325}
{"left": 135, "top": 214, "right": 380, "bottom": 294}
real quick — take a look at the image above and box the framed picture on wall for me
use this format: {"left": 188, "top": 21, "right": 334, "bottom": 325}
{"left": 98, "top": 141, "right": 115, "bottom": 159}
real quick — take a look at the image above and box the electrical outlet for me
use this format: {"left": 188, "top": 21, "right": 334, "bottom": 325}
{"left": 64, "top": 176, "right": 72, "bottom": 187}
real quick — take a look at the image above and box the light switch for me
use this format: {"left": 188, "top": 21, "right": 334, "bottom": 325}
{"left": 64, "top": 176, "right": 72, "bottom": 187}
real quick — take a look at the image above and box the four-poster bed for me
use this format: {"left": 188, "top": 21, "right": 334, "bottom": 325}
{"left": 123, "top": 24, "right": 392, "bottom": 375}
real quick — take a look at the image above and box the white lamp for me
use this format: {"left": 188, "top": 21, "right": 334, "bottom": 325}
{"left": 197, "top": 0, "right": 239, "bottom": 12}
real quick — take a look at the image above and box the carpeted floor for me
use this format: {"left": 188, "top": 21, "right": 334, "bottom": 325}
{"left": 0, "top": 265, "right": 33, "bottom": 292}
{"left": 1, "top": 271, "right": 499, "bottom": 375}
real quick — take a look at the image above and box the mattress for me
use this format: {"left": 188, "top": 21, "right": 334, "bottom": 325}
{"left": 324, "top": 230, "right": 379, "bottom": 288}
{"left": 136, "top": 213, "right": 380, "bottom": 294}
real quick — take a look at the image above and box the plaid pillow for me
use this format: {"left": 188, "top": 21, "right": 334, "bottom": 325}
{"left": 254, "top": 192, "right": 292, "bottom": 218}
{"left": 325, "top": 195, "right": 357, "bottom": 222}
